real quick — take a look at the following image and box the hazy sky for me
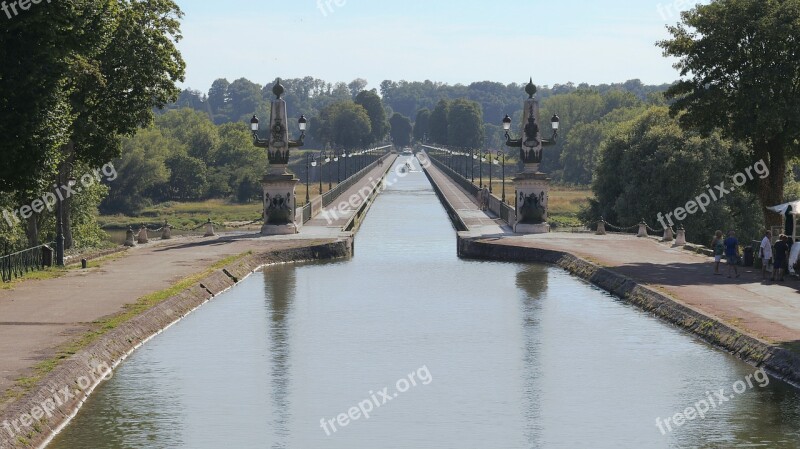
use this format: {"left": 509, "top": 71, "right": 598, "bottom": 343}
{"left": 173, "top": 0, "right": 702, "bottom": 92}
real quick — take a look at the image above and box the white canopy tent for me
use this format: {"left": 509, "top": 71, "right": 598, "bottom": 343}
{"left": 767, "top": 201, "right": 800, "bottom": 273}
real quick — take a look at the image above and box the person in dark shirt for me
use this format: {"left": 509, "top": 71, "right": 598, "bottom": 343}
{"left": 724, "top": 230, "right": 740, "bottom": 278}
{"left": 773, "top": 234, "right": 789, "bottom": 282}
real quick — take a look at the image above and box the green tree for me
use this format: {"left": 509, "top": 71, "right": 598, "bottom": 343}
{"left": 354, "top": 89, "right": 389, "bottom": 143}
{"left": 658, "top": 0, "right": 800, "bottom": 226}
{"left": 314, "top": 102, "right": 373, "bottom": 148}
{"left": 447, "top": 99, "right": 484, "bottom": 149}
{"left": 389, "top": 113, "right": 413, "bottom": 147}
{"left": 0, "top": 0, "right": 112, "bottom": 194}
{"left": 429, "top": 99, "right": 450, "bottom": 145}
{"left": 166, "top": 154, "right": 208, "bottom": 201}
{"left": 156, "top": 109, "right": 220, "bottom": 164}
{"left": 413, "top": 108, "right": 431, "bottom": 142}
{"left": 588, "top": 107, "right": 762, "bottom": 242}
{"left": 228, "top": 78, "right": 265, "bottom": 123}
{"left": 208, "top": 78, "right": 231, "bottom": 123}
{"left": 102, "top": 127, "right": 176, "bottom": 214}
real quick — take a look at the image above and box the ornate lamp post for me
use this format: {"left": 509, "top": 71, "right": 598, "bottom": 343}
{"left": 305, "top": 153, "right": 312, "bottom": 203}
{"left": 323, "top": 151, "right": 330, "bottom": 192}
{"left": 485, "top": 150, "right": 493, "bottom": 193}
{"left": 251, "top": 78, "right": 307, "bottom": 235}
{"left": 493, "top": 152, "right": 507, "bottom": 202}
{"left": 479, "top": 151, "right": 486, "bottom": 188}
{"left": 333, "top": 148, "right": 340, "bottom": 185}
{"left": 471, "top": 149, "right": 476, "bottom": 183}
{"left": 56, "top": 168, "right": 76, "bottom": 266}
{"left": 503, "top": 78, "right": 560, "bottom": 234}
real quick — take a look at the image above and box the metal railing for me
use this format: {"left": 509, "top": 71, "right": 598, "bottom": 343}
{"left": 423, "top": 146, "right": 517, "bottom": 225}
{"left": 424, "top": 149, "right": 480, "bottom": 196}
{"left": 302, "top": 203, "right": 312, "bottom": 224}
{"left": 322, "top": 147, "right": 392, "bottom": 208}
{"left": 1, "top": 243, "right": 53, "bottom": 283}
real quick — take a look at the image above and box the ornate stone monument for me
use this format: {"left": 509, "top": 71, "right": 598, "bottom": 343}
{"left": 503, "top": 79, "right": 560, "bottom": 234}
{"left": 251, "top": 79, "right": 307, "bottom": 235}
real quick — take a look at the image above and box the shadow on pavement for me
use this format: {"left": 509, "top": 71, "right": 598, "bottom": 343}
{"left": 616, "top": 261, "right": 800, "bottom": 291}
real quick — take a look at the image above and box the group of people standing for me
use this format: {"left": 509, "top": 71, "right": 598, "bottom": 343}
{"left": 711, "top": 230, "right": 793, "bottom": 281}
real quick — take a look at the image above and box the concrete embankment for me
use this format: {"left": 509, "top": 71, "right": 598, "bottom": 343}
{"left": 458, "top": 236, "right": 800, "bottom": 387}
{"left": 0, "top": 240, "right": 351, "bottom": 449}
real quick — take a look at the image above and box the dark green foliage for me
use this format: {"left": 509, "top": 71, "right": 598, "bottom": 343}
{"left": 658, "top": 0, "right": 800, "bottom": 225}
{"left": 389, "top": 113, "right": 413, "bottom": 147}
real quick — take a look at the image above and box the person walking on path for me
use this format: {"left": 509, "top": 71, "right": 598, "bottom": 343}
{"left": 773, "top": 234, "right": 789, "bottom": 282}
{"left": 724, "top": 230, "right": 740, "bottom": 278}
{"left": 478, "top": 187, "right": 489, "bottom": 211}
{"left": 712, "top": 230, "right": 725, "bottom": 275}
{"left": 760, "top": 230, "right": 773, "bottom": 281}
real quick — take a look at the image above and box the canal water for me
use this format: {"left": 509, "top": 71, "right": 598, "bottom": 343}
{"left": 50, "top": 157, "right": 800, "bottom": 448}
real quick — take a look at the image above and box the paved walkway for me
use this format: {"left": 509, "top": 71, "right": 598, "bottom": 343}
{"left": 302, "top": 155, "right": 397, "bottom": 236}
{"left": 422, "top": 157, "right": 800, "bottom": 349}
{"left": 0, "top": 157, "right": 394, "bottom": 407}
{"left": 418, "top": 153, "right": 510, "bottom": 235}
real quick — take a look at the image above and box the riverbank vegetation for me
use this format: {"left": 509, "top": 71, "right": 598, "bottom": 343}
{"left": 2, "top": 0, "right": 799, "bottom": 252}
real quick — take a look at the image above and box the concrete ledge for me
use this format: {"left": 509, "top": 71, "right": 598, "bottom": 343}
{"left": 458, "top": 235, "right": 800, "bottom": 387}
{"left": 421, "top": 163, "right": 469, "bottom": 232}
{"left": 343, "top": 156, "right": 397, "bottom": 233}
{"left": 0, "top": 239, "right": 352, "bottom": 449}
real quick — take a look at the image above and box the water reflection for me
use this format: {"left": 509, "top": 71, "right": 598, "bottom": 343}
{"left": 49, "top": 157, "right": 800, "bottom": 449}
{"left": 263, "top": 265, "right": 295, "bottom": 448}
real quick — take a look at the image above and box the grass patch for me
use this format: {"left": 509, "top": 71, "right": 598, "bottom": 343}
{"left": 0, "top": 267, "right": 68, "bottom": 290}
{"left": 5, "top": 251, "right": 252, "bottom": 402}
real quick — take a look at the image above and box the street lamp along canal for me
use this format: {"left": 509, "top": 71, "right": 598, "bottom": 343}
{"left": 493, "top": 151, "right": 507, "bottom": 203}
{"left": 250, "top": 78, "right": 308, "bottom": 235}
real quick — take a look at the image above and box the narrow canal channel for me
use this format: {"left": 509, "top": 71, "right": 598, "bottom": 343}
{"left": 51, "top": 157, "right": 800, "bottom": 448}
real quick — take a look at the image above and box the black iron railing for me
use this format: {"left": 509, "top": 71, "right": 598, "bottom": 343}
{"left": 1, "top": 243, "right": 53, "bottom": 283}
{"left": 322, "top": 148, "right": 392, "bottom": 208}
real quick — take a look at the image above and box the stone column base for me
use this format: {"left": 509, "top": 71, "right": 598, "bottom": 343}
{"left": 515, "top": 223, "right": 550, "bottom": 234}
{"left": 261, "top": 223, "right": 298, "bottom": 236}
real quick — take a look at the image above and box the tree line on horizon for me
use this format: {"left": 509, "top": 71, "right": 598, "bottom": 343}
{"left": 2, "top": 0, "right": 799, "bottom": 253}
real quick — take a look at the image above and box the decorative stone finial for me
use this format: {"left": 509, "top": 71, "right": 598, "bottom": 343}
{"left": 272, "top": 78, "right": 285, "bottom": 99}
{"left": 525, "top": 77, "right": 537, "bottom": 99}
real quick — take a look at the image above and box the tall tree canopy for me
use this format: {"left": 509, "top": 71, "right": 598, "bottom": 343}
{"left": 389, "top": 113, "right": 413, "bottom": 147}
{"left": 354, "top": 89, "right": 389, "bottom": 144}
{"left": 658, "top": 0, "right": 800, "bottom": 226}
{"left": 447, "top": 99, "right": 485, "bottom": 149}
{"left": 429, "top": 100, "right": 450, "bottom": 145}
{"left": 413, "top": 108, "right": 431, "bottom": 143}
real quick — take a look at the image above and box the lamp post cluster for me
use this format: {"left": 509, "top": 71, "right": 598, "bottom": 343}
{"left": 425, "top": 146, "right": 510, "bottom": 204}
{"left": 300, "top": 146, "right": 386, "bottom": 205}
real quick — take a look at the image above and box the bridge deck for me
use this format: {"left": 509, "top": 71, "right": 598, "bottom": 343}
{"left": 301, "top": 155, "right": 397, "bottom": 237}
{"left": 420, "top": 154, "right": 511, "bottom": 235}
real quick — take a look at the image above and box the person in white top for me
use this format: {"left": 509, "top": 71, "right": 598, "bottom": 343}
{"left": 760, "top": 230, "right": 773, "bottom": 281}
